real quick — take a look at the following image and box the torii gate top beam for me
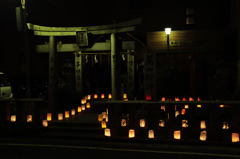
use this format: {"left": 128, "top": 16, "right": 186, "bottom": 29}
{"left": 27, "top": 18, "right": 141, "bottom": 36}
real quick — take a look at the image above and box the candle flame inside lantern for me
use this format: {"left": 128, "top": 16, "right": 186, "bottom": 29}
{"left": 27, "top": 115, "right": 32, "bottom": 122}
{"left": 77, "top": 106, "right": 82, "bottom": 112}
{"left": 11, "top": 115, "right": 16, "bottom": 122}
{"left": 121, "top": 119, "right": 127, "bottom": 127}
{"left": 148, "top": 130, "right": 154, "bottom": 139}
{"left": 159, "top": 120, "right": 165, "bottom": 127}
{"left": 200, "top": 120, "right": 206, "bottom": 129}
{"left": 86, "top": 103, "right": 91, "bottom": 109}
{"left": 182, "top": 120, "right": 188, "bottom": 128}
{"left": 174, "top": 130, "right": 181, "bottom": 140}
{"left": 94, "top": 94, "right": 98, "bottom": 99}
{"left": 101, "top": 94, "right": 105, "bottom": 99}
{"left": 232, "top": 133, "right": 239, "bottom": 143}
{"left": 123, "top": 94, "right": 127, "bottom": 99}
{"left": 42, "top": 120, "right": 48, "bottom": 127}
{"left": 101, "top": 121, "right": 107, "bottom": 128}
{"left": 129, "top": 129, "right": 135, "bottom": 138}
{"left": 200, "top": 130, "right": 207, "bottom": 141}
{"left": 104, "top": 128, "right": 111, "bottom": 137}
{"left": 222, "top": 122, "right": 229, "bottom": 129}
{"left": 161, "top": 106, "right": 165, "bottom": 112}
{"left": 47, "top": 113, "right": 52, "bottom": 121}
{"left": 140, "top": 119, "right": 146, "bottom": 127}
{"left": 87, "top": 95, "right": 91, "bottom": 100}
{"left": 58, "top": 113, "right": 63, "bottom": 120}
{"left": 65, "top": 111, "right": 70, "bottom": 118}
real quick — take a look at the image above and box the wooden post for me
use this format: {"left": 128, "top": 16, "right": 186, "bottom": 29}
{"left": 111, "top": 33, "right": 121, "bottom": 100}
{"left": 75, "top": 51, "right": 83, "bottom": 99}
{"left": 127, "top": 50, "right": 135, "bottom": 100}
{"left": 48, "top": 36, "right": 58, "bottom": 118}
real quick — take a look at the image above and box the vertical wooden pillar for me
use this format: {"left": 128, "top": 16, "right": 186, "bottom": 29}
{"left": 75, "top": 51, "right": 83, "bottom": 99}
{"left": 127, "top": 50, "right": 135, "bottom": 100}
{"left": 111, "top": 33, "right": 121, "bottom": 100}
{"left": 48, "top": 36, "right": 58, "bottom": 117}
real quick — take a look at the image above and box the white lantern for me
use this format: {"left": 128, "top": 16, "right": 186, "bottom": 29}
{"left": 200, "top": 120, "right": 206, "bottom": 129}
{"left": 87, "top": 95, "right": 91, "bottom": 100}
{"left": 129, "top": 129, "right": 135, "bottom": 138}
{"left": 27, "top": 115, "right": 32, "bottom": 122}
{"left": 148, "top": 130, "right": 154, "bottom": 139}
{"left": 184, "top": 105, "right": 189, "bottom": 109}
{"left": 139, "top": 119, "right": 146, "bottom": 128}
{"left": 71, "top": 109, "right": 75, "bottom": 116}
{"left": 101, "top": 94, "right": 105, "bottom": 99}
{"left": 174, "top": 130, "right": 181, "bottom": 140}
{"left": 200, "top": 130, "right": 207, "bottom": 141}
{"left": 104, "top": 128, "right": 111, "bottom": 137}
{"left": 232, "top": 133, "right": 239, "bottom": 143}
{"left": 10, "top": 115, "right": 16, "bottom": 122}
{"left": 58, "top": 113, "right": 63, "bottom": 120}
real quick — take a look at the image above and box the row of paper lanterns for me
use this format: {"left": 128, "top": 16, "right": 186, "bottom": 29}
{"left": 9, "top": 115, "right": 33, "bottom": 123}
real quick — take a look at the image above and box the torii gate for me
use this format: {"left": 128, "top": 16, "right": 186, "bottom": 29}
{"left": 27, "top": 18, "right": 141, "bottom": 116}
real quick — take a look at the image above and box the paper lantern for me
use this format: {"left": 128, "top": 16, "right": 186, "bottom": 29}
{"left": 77, "top": 106, "right": 82, "bottom": 112}
{"left": 65, "top": 111, "right": 70, "bottom": 118}
{"left": 189, "top": 97, "right": 194, "bottom": 101}
{"left": 139, "top": 119, "right": 146, "bottom": 128}
{"left": 123, "top": 94, "right": 127, "bottom": 99}
{"left": 105, "top": 115, "right": 108, "bottom": 122}
{"left": 232, "top": 133, "right": 239, "bottom": 142}
{"left": 175, "top": 111, "right": 180, "bottom": 117}
{"left": 86, "top": 103, "right": 91, "bottom": 109}
{"left": 47, "top": 113, "right": 52, "bottom": 121}
{"left": 181, "top": 109, "right": 186, "bottom": 115}
{"left": 184, "top": 105, "right": 189, "bottom": 109}
{"left": 129, "top": 129, "right": 135, "bottom": 138}
{"left": 81, "top": 99, "right": 87, "bottom": 104}
{"left": 27, "top": 115, "right": 32, "bottom": 122}
{"left": 161, "top": 106, "right": 165, "bottom": 112}
{"left": 174, "top": 130, "right": 181, "bottom": 140}
{"left": 42, "top": 120, "right": 48, "bottom": 127}
{"left": 58, "top": 113, "right": 63, "bottom": 120}
{"left": 148, "top": 130, "right": 154, "bottom": 139}
{"left": 81, "top": 105, "right": 85, "bottom": 111}
{"left": 175, "top": 97, "right": 180, "bottom": 101}
{"left": 101, "top": 94, "right": 105, "bottom": 99}
{"left": 182, "top": 120, "right": 188, "bottom": 128}
{"left": 161, "top": 97, "right": 166, "bottom": 101}
{"left": 121, "top": 119, "right": 127, "bottom": 127}
{"left": 200, "top": 120, "right": 206, "bottom": 129}
{"left": 104, "top": 128, "right": 111, "bottom": 137}
{"left": 108, "top": 94, "right": 112, "bottom": 99}
{"left": 222, "top": 122, "right": 229, "bottom": 129}
{"left": 102, "top": 112, "right": 107, "bottom": 119}
{"left": 94, "top": 94, "right": 98, "bottom": 99}
{"left": 159, "top": 120, "right": 165, "bottom": 127}
{"left": 182, "top": 97, "right": 187, "bottom": 101}
{"left": 98, "top": 114, "right": 103, "bottom": 121}
{"left": 197, "top": 104, "right": 202, "bottom": 108}
{"left": 200, "top": 130, "right": 207, "bottom": 141}
{"left": 101, "top": 121, "right": 107, "bottom": 128}
{"left": 87, "top": 95, "right": 91, "bottom": 100}
{"left": 219, "top": 105, "right": 225, "bottom": 108}
{"left": 197, "top": 97, "right": 201, "bottom": 101}
{"left": 71, "top": 109, "right": 75, "bottom": 116}
{"left": 146, "top": 93, "right": 151, "bottom": 100}
{"left": 10, "top": 115, "right": 16, "bottom": 122}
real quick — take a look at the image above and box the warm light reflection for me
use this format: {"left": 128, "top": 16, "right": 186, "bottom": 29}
{"left": 123, "top": 94, "right": 127, "bottom": 99}
{"left": 189, "top": 97, "right": 194, "bottom": 101}
{"left": 175, "top": 111, "right": 180, "bottom": 117}
{"left": 184, "top": 105, "right": 189, "bottom": 109}
{"left": 161, "top": 97, "right": 166, "bottom": 101}
{"left": 197, "top": 104, "right": 202, "bottom": 108}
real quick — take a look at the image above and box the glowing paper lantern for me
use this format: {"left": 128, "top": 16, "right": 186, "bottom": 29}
{"left": 174, "top": 130, "right": 181, "bottom": 140}
{"left": 197, "top": 104, "right": 202, "bottom": 108}
{"left": 159, "top": 120, "right": 165, "bottom": 127}
{"left": 200, "top": 120, "right": 206, "bottom": 129}
{"left": 232, "top": 133, "right": 239, "bottom": 142}
{"left": 161, "top": 97, "right": 166, "bottom": 101}
{"left": 139, "top": 119, "right": 146, "bottom": 127}
{"left": 42, "top": 120, "right": 48, "bottom": 127}
{"left": 47, "top": 113, "right": 52, "bottom": 121}
{"left": 98, "top": 114, "right": 103, "bottom": 121}
{"left": 200, "top": 130, "right": 207, "bottom": 141}
{"left": 184, "top": 105, "right": 189, "bottom": 109}
{"left": 219, "top": 105, "right": 225, "bottom": 108}
{"left": 10, "top": 115, "right": 16, "bottom": 122}
{"left": 148, "top": 130, "right": 154, "bottom": 139}
{"left": 101, "top": 94, "right": 105, "bottom": 99}
{"left": 104, "top": 128, "right": 111, "bottom": 137}
{"left": 65, "top": 111, "right": 70, "bottom": 118}
{"left": 189, "top": 97, "right": 194, "bottom": 101}
{"left": 175, "top": 111, "right": 180, "bottom": 117}
{"left": 58, "top": 113, "right": 63, "bottom": 120}
{"left": 27, "top": 115, "right": 32, "bottom": 122}
{"left": 94, "top": 94, "right": 98, "bottom": 99}
{"left": 161, "top": 106, "right": 165, "bottom": 112}
{"left": 81, "top": 99, "right": 87, "bottom": 104}
{"left": 77, "top": 106, "right": 82, "bottom": 112}
{"left": 87, "top": 95, "right": 91, "bottom": 100}
{"left": 182, "top": 97, "right": 187, "bottom": 101}
{"left": 101, "top": 121, "right": 107, "bottom": 128}
{"left": 197, "top": 97, "right": 201, "bottom": 101}
{"left": 129, "top": 129, "right": 135, "bottom": 138}
{"left": 121, "top": 119, "right": 127, "bottom": 127}
{"left": 123, "top": 94, "right": 127, "bottom": 99}
{"left": 102, "top": 112, "right": 107, "bottom": 119}
{"left": 222, "top": 122, "right": 229, "bottom": 129}
{"left": 86, "top": 103, "right": 91, "bottom": 109}
{"left": 181, "top": 109, "right": 186, "bottom": 115}
{"left": 71, "top": 109, "right": 75, "bottom": 116}
{"left": 81, "top": 105, "right": 85, "bottom": 111}
{"left": 105, "top": 115, "right": 108, "bottom": 122}
{"left": 175, "top": 97, "right": 180, "bottom": 101}
{"left": 182, "top": 120, "right": 188, "bottom": 128}
{"left": 108, "top": 94, "right": 112, "bottom": 99}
